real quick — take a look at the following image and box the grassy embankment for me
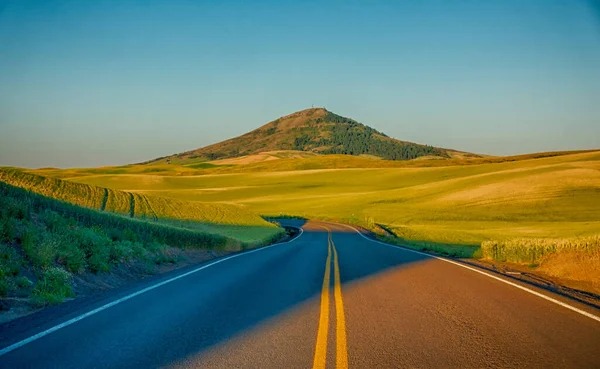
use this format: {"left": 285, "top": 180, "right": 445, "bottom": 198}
{"left": 0, "top": 168, "right": 283, "bottom": 245}
{"left": 0, "top": 181, "right": 260, "bottom": 307}
{"left": 55, "top": 150, "right": 600, "bottom": 289}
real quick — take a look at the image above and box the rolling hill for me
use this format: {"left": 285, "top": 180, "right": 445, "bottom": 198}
{"left": 149, "top": 108, "right": 479, "bottom": 163}
{"left": 0, "top": 168, "right": 283, "bottom": 244}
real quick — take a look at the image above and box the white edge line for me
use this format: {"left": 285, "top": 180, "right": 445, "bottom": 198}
{"left": 331, "top": 222, "right": 600, "bottom": 324}
{"left": 0, "top": 227, "right": 304, "bottom": 357}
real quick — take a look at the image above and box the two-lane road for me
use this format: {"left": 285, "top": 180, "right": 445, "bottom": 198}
{"left": 0, "top": 220, "right": 599, "bottom": 368}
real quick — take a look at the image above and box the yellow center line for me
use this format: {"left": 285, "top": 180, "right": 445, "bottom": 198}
{"left": 313, "top": 226, "right": 349, "bottom": 369}
{"left": 332, "top": 234, "right": 348, "bottom": 369}
{"left": 312, "top": 228, "right": 332, "bottom": 369}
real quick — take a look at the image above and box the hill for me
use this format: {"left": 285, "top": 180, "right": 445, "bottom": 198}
{"left": 150, "top": 108, "right": 476, "bottom": 163}
{"left": 0, "top": 168, "right": 283, "bottom": 245}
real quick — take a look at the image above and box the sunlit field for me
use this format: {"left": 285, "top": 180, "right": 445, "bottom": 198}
{"left": 57, "top": 151, "right": 600, "bottom": 248}
{"left": 0, "top": 168, "right": 283, "bottom": 245}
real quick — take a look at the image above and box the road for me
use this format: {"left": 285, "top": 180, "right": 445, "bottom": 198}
{"left": 0, "top": 220, "right": 599, "bottom": 368}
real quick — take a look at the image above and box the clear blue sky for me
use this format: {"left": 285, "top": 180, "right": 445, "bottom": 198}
{"left": 1, "top": 0, "right": 599, "bottom": 168}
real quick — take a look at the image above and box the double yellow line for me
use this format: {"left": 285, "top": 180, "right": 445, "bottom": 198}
{"left": 313, "top": 228, "right": 348, "bottom": 369}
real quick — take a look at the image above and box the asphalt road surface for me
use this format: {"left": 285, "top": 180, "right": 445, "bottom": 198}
{"left": 0, "top": 220, "right": 599, "bottom": 368}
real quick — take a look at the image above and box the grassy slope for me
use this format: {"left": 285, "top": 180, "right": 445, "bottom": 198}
{"left": 0, "top": 169, "right": 282, "bottom": 245}
{"left": 0, "top": 181, "right": 249, "bottom": 307}
{"left": 66, "top": 151, "right": 600, "bottom": 248}
{"left": 147, "top": 108, "right": 459, "bottom": 162}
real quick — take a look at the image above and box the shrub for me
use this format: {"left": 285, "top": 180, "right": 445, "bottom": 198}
{"left": 0, "top": 244, "right": 22, "bottom": 277}
{"left": 40, "top": 209, "right": 68, "bottom": 233}
{"left": 75, "top": 229, "right": 112, "bottom": 273}
{"left": 87, "top": 248, "right": 111, "bottom": 273}
{"left": 106, "top": 227, "right": 125, "bottom": 242}
{"left": 0, "top": 217, "right": 16, "bottom": 243}
{"left": 23, "top": 232, "right": 57, "bottom": 270}
{"left": 55, "top": 236, "right": 86, "bottom": 273}
{"left": 32, "top": 267, "right": 73, "bottom": 306}
{"left": 150, "top": 244, "right": 178, "bottom": 265}
{"left": 0, "top": 278, "right": 8, "bottom": 297}
{"left": 15, "top": 275, "right": 33, "bottom": 288}
{"left": 109, "top": 240, "right": 135, "bottom": 264}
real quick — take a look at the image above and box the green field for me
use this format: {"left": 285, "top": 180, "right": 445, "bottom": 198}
{"left": 0, "top": 169, "right": 283, "bottom": 245}
{"left": 61, "top": 151, "right": 600, "bottom": 246}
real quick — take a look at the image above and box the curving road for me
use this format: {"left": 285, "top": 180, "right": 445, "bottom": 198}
{"left": 0, "top": 220, "right": 599, "bottom": 368}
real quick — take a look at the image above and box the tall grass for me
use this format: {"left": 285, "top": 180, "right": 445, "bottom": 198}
{"left": 481, "top": 236, "right": 600, "bottom": 265}
{"left": 0, "top": 181, "right": 244, "bottom": 251}
{"left": 0, "top": 180, "right": 284, "bottom": 307}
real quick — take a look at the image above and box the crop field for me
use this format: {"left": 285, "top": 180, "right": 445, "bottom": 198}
{"left": 0, "top": 169, "right": 282, "bottom": 245}
{"left": 61, "top": 151, "right": 600, "bottom": 245}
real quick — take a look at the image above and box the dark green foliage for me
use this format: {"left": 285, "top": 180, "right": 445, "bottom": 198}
{"left": 21, "top": 227, "right": 57, "bottom": 270}
{"left": 0, "top": 279, "right": 8, "bottom": 297}
{"left": 32, "top": 267, "right": 73, "bottom": 306}
{"left": 0, "top": 179, "right": 254, "bottom": 306}
{"left": 15, "top": 276, "right": 33, "bottom": 289}
{"left": 55, "top": 235, "right": 86, "bottom": 273}
{"left": 187, "top": 162, "right": 219, "bottom": 169}
{"left": 316, "top": 112, "right": 448, "bottom": 160}
{"left": 289, "top": 111, "right": 449, "bottom": 160}
{"left": 205, "top": 152, "right": 225, "bottom": 160}
{"left": 0, "top": 217, "right": 16, "bottom": 243}
{"left": 171, "top": 109, "right": 451, "bottom": 162}
{"left": 0, "top": 244, "right": 22, "bottom": 278}
{"left": 109, "top": 240, "right": 138, "bottom": 264}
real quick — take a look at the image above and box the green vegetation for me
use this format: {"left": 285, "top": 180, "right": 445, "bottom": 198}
{"left": 0, "top": 168, "right": 283, "bottom": 245}
{"left": 316, "top": 112, "right": 448, "bottom": 160}
{"left": 0, "top": 180, "right": 284, "bottom": 307}
{"left": 147, "top": 108, "right": 459, "bottom": 163}
{"left": 481, "top": 236, "right": 600, "bottom": 265}
{"left": 481, "top": 235, "right": 600, "bottom": 291}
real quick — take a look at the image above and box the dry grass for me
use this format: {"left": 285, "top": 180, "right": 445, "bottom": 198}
{"left": 481, "top": 235, "right": 600, "bottom": 265}
{"left": 481, "top": 235, "right": 600, "bottom": 289}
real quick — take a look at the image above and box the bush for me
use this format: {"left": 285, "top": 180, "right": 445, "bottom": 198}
{"left": 22, "top": 232, "right": 57, "bottom": 269}
{"left": 15, "top": 275, "right": 33, "bottom": 288}
{"left": 0, "top": 244, "right": 22, "bottom": 277}
{"left": 149, "top": 244, "right": 178, "bottom": 265}
{"left": 40, "top": 209, "right": 68, "bottom": 233}
{"left": 55, "top": 235, "right": 86, "bottom": 273}
{"left": 0, "top": 278, "right": 8, "bottom": 297}
{"left": 32, "top": 267, "right": 73, "bottom": 306}
{"left": 106, "top": 227, "right": 125, "bottom": 242}
{"left": 109, "top": 240, "right": 135, "bottom": 264}
{"left": 75, "top": 229, "right": 111, "bottom": 273}
{"left": 0, "top": 217, "right": 16, "bottom": 243}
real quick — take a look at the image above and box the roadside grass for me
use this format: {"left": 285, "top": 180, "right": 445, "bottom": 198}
{"left": 481, "top": 236, "right": 600, "bottom": 291}
{"left": 0, "top": 181, "right": 283, "bottom": 307}
{"left": 481, "top": 236, "right": 600, "bottom": 265}
{"left": 374, "top": 234, "right": 480, "bottom": 258}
